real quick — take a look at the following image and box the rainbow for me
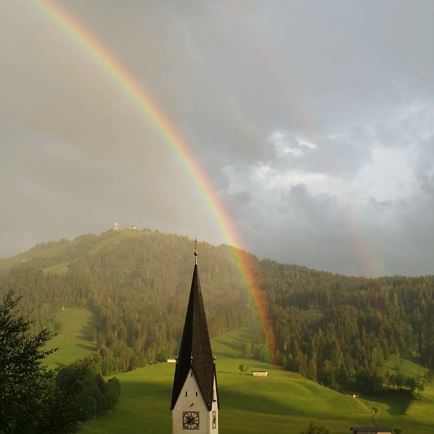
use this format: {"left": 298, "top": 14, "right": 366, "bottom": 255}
{"left": 32, "top": 0, "right": 277, "bottom": 362}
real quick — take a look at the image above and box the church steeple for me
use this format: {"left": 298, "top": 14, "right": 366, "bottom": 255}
{"left": 170, "top": 250, "right": 217, "bottom": 410}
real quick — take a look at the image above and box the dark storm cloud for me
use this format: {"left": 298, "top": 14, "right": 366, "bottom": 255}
{"left": 228, "top": 182, "right": 362, "bottom": 275}
{"left": 217, "top": 101, "right": 434, "bottom": 275}
{"left": 365, "top": 179, "right": 434, "bottom": 275}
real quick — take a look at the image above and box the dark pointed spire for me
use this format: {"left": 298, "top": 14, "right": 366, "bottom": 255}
{"left": 170, "top": 255, "right": 216, "bottom": 410}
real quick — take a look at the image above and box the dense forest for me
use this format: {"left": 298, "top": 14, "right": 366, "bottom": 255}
{"left": 1, "top": 229, "right": 433, "bottom": 394}
{"left": 258, "top": 260, "right": 434, "bottom": 392}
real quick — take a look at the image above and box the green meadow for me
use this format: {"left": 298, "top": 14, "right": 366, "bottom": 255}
{"left": 47, "top": 308, "right": 434, "bottom": 434}
{"left": 45, "top": 307, "right": 96, "bottom": 368}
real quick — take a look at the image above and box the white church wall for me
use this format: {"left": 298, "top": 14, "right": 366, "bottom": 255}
{"left": 172, "top": 369, "right": 211, "bottom": 434}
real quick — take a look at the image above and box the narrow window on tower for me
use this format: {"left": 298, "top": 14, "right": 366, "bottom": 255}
{"left": 185, "top": 391, "right": 187, "bottom": 397}
{"left": 212, "top": 411, "right": 217, "bottom": 429}
{"left": 195, "top": 392, "right": 198, "bottom": 396}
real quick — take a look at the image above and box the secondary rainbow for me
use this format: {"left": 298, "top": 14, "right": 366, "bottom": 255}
{"left": 33, "top": 0, "right": 277, "bottom": 361}
{"left": 226, "top": 7, "right": 383, "bottom": 277}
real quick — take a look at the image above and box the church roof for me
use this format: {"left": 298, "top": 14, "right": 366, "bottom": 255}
{"left": 170, "top": 264, "right": 217, "bottom": 410}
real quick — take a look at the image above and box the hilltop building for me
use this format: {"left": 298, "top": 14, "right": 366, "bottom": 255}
{"left": 170, "top": 246, "right": 219, "bottom": 433}
{"left": 112, "top": 222, "right": 120, "bottom": 232}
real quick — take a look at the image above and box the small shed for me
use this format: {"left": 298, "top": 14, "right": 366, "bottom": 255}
{"left": 252, "top": 370, "right": 269, "bottom": 377}
{"left": 350, "top": 427, "right": 393, "bottom": 434}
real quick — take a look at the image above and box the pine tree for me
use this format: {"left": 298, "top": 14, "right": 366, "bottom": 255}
{"left": 0, "top": 291, "right": 54, "bottom": 434}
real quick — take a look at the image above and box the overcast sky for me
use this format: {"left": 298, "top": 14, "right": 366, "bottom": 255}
{"left": 1, "top": 0, "right": 434, "bottom": 276}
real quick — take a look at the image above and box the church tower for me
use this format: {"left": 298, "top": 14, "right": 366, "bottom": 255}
{"left": 171, "top": 245, "right": 219, "bottom": 433}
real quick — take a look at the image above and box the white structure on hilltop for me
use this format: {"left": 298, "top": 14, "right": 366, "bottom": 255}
{"left": 170, "top": 246, "right": 219, "bottom": 434}
{"left": 112, "top": 222, "right": 120, "bottom": 232}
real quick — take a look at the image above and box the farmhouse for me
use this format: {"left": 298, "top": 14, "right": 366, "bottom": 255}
{"left": 252, "top": 370, "right": 269, "bottom": 377}
{"left": 350, "top": 428, "right": 393, "bottom": 434}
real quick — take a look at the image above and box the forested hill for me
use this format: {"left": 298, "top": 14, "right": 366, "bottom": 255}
{"left": 259, "top": 261, "right": 434, "bottom": 392}
{"left": 0, "top": 229, "right": 253, "bottom": 372}
{"left": 1, "top": 228, "right": 433, "bottom": 394}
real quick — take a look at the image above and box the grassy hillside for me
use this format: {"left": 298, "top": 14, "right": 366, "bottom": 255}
{"left": 45, "top": 307, "right": 96, "bottom": 368}
{"left": 34, "top": 307, "right": 434, "bottom": 433}
{"left": 381, "top": 356, "right": 434, "bottom": 430}
{"left": 0, "top": 230, "right": 155, "bottom": 274}
{"left": 0, "top": 238, "right": 74, "bottom": 273}
{"left": 79, "top": 325, "right": 434, "bottom": 434}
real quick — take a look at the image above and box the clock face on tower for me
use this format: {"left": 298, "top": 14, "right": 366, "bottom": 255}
{"left": 182, "top": 411, "right": 199, "bottom": 430}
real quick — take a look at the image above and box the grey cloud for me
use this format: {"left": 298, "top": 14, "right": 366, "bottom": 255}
{"left": 365, "top": 197, "right": 402, "bottom": 213}
{"left": 225, "top": 191, "right": 252, "bottom": 209}
{"left": 376, "top": 179, "right": 434, "bottom": 275}
{"left": 1, "top": 1, "right": 434, "bottom": 277}
{"left": 0, "top": 121, "right": 223, "bottom": 257}
{"left": 239, "top": 184, "right": 362, "bottom": 275}
{"left": 262, "top": 130, "right": 372, "bottom": 177}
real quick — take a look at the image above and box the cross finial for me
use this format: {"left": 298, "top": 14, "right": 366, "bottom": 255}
{"left": 194, "top": 238, "right": 198, "bottom": 265}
